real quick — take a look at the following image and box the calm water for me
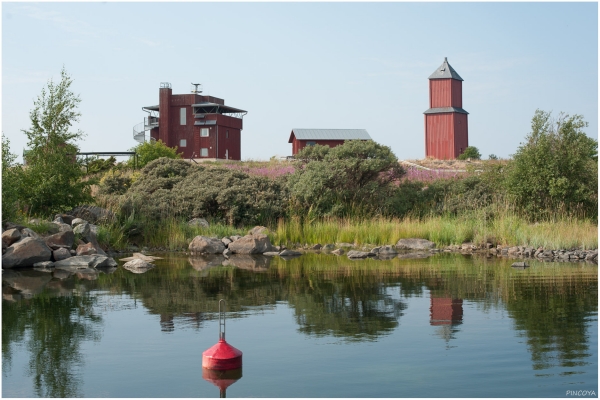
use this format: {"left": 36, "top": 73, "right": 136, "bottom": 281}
{"left": 2, "top": 253, "right": 598, "bottom": 398}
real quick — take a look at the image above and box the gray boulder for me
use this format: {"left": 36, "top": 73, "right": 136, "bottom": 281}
{"left": 395, "top": 238, "right": 436, "bottom": 250}
{"left": 332, "top": 248, "right": 345, "bottom": 255}
{"left": 45, "top": 222, "right": 61, "bottom": 234}
{"left": 45, "top": 230, "right": 75, "bottom": 250}
{"left": 54, "top": 255, "right": 117, "bottom": 269}
{"left": 347, "top": 250, "right": 375, "bottom": 259}
{"left": 189, "top": 236, "right": 226, "bottom": 254}
{"left": 122, "top": 259, "right": 155, "bottom": 274}
{"left": 55, "top": 214, "right": 75, "bottom": 225}
{"left": 21, "top": 228, "right": 40, "bottom": 239}
{"left": 33, "top": 261, "right": 55, "bottom": 269}
{"left": 263, "top": 252, "right": 281, "bottom": 257}
{"left": 228, "top": 233, "right": 274, "bottom": 254}
{"left": 378, "top": 245, "right": 398, "bottom": 255}
{"left": 188, "top": 218, "right": 210, "bottom": 228}
{"left": 52, "top": 248, "right": 72, "bottom": 261}
{"left": 76, "top": 242, "right": 97, "bottom": 256}
{"left": 248, "top": 226, "right": 268, "bottom": 236}
{"left": 221, "top": 237, "right": 233, "bottom": 247}
{"left": 279, "top": 249, "right": 302, "bottom": 257}
{"left": 2, "top": 228, "right": 22, "bottom": 247}
{"left": 230, "top": 235, "right": 242, "bottom": 242}
{"left": 73, "top": 222, "right": 91, "bottom": 238}
{"left": 71, "top": 218, "right": 87, "bottom": 227}
{"left": 2, "top": 237, "right": 52, "bottom": 268}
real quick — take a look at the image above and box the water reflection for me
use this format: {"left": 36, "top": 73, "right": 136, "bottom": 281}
{"left": 430, "top": 295, "right": 463, "bottom": 342}
{"left": 2, "top": 252, "right": 597, "bottom": 396}
{"left": 2, "top": 277, "right": 102, "bottom": 397}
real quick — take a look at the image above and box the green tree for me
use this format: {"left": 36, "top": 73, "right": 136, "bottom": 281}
{"left": 457, "top": 146, "right": 481, "bottom": 160}
{"left": 128, "top": 139, "right": 182, "bottom": 169}
{"left": 506, "top": 110, "right": 598, "bottom": 220}
{"left": 288, "top": 141, "right": 405, "bottom": 217}
{"left": 20, "top": 68, "right": 92, "bottom": 217}
{"left": 2, "top": 136, "right": 23, "bottom": 222}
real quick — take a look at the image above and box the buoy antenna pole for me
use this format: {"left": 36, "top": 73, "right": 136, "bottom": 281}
{"left": 219, "top": 299, "right": 226, "bottom": 341}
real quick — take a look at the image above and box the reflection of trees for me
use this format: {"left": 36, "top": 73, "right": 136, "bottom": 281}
{"left": 281, "top": 262, "right": 406, "bottom": 341}
{"left": 2, "top": 287, "right": 102, "bottom": 397}
{"left": 2, "top": 252, "right": 596, "bottom": 384}
{"left": 505, "top": 276, "right": 598, "bottom": 373}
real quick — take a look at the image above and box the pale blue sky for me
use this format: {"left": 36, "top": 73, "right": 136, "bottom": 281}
{"left": 2, "top": 2, "right": 598, "bottom": 162}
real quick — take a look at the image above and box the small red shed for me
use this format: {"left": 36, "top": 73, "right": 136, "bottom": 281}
{"left": 133, "top": 83, "right": 247, "bottom": 160}
{"left": 288, "top": 129, "right": 372, "bottom": 155}
{"left": 424, "top": 58, "right": 469, "bottom": 159}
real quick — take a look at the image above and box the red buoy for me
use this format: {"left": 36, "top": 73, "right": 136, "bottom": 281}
{"left": 202, "top": 300, "right": 243, "bottom": 370}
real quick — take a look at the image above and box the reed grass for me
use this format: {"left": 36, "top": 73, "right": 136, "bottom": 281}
{"left": 271, "top": 214, "right": 598, "bottom": 250}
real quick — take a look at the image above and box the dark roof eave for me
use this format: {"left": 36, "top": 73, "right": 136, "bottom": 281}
{"left": 423, "top": 107, "right": 469, "bottom": 115}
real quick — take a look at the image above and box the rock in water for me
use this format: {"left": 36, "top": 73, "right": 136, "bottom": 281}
{"left": 228, "top": 233, "right": 274, "bottom": 254}
{"left": 2, "top": 237, "right": 52, "bottom": 268}
{"left": 189, "top": 236, "right": 226, "bottom": 254}
{"left": 122, "top": 259, "right": 155, "bottom": 274}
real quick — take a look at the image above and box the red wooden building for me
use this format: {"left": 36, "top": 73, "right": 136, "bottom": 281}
{"left": 133, "top": 83, "right": 247, "bottom": 160}
{"left": 424, "top": 58, "right": 469, "bottom": 159}
{"left": 288, "top": 129, "right": 372, "bottom": 155}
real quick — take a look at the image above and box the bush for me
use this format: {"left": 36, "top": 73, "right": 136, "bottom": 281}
{"left": 98, "top": 169, "right": 132, "bottom": 195}
{"left": 128, "top": 140, "right": 182, "bottom": 169}
{"left": 2, "top": 136, "right": 23, "bottom": 222}
{"left": 287, "top": 141, "right": 405, "bottom": 217}
{"left": 506, "top": 110, "right": 598, "bottom": 220}
{"left": 111, "top": 158, "right": 287, "bottom": 226}
{"left": 457, "top": 146, "right": 481, "bottom": 160}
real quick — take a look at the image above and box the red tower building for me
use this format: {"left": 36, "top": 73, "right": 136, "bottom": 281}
{"left": 133, "top": 83, "right": 247, "bottom": 160}
{"left": 424, "top": 58, "right": 469, "bottom": 159}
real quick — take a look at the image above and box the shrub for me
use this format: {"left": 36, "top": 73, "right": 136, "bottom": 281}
{"left": 287, "top": 140, "right": 405, "bottom": 217}
{"left": 506, "top": 110, "right": 598, "bottom": 220}
{"left": 111, "top": 158, "right": 287, "bottom": 226}
{"left": 457, "top": 146, "right": 481, "bottom": 160}
{"left": 128, "top": 139, "right": 182, "bottom": 168}
{"left": 98, "top": 169, "right": 132, "bottom": 195}
{"left": 2, "top": 136, "right": 23, "bottom": 222}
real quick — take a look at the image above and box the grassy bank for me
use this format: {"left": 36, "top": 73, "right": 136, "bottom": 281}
{"left": 93, "top": 213, "right": 598, "bottom": 252}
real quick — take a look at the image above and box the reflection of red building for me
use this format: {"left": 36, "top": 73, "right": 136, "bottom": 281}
{"left": 430, "top": 297, "right": 463, "bottom": 326}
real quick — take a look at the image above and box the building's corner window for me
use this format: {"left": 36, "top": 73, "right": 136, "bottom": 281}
{"left": 180, "top": 108, "right": 186, "bottom": 125}
{"left": 307, "top": 141, "right": 316, "bottom": 146}
{"left": 201, "top": 148, "right": 208, "bottom": 157}
{"left": 180, "top": 139, "right": 187, "bottom": 147}
{"left": 201, "top": 128, "right": 209, "bottom": 137}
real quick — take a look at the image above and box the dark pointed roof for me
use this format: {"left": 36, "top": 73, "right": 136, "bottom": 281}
{"left": 428, "top": 57, "right": 463, "bottom": 81}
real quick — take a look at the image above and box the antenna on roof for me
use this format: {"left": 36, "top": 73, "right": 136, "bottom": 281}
{"left": 191, "top": 83, "right": 203, "bottom": 94}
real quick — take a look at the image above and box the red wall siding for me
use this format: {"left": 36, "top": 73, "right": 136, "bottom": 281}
{"left": 451, "top": 79, "right": 462, "bottom": 108}
{"left": 430, "top": 79, "right": 463, "bottom": 108}
{"left": 425, "top": 113, "right": 455, "bottom": 159}
{"left": 453, "top": 113, "right": 469, "bottom": 156}
{"left": 429, "top": 79, "right": 452, "bottom": 108}
{"left": 158, "top": 88, "right": 172, "bottom": 147}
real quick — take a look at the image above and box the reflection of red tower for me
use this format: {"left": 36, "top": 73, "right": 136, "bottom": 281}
{"left": 430, "top": 297, "right": 463, "bottom": 325}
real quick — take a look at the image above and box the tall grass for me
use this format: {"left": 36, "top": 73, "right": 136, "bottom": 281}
{"left": 271, "top": 214, "right": 598, "bottom": 250}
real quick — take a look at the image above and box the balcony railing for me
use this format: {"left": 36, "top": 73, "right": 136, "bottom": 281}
{"left": 132, "top": 116, "right": 159, "bottom": 143}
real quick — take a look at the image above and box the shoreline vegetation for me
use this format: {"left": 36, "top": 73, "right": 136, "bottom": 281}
{"left": 2, "top": 72, "right": 597, "bottom": 262}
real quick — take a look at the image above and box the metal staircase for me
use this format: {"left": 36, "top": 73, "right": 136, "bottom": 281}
{"left": 132, "top": 116, "right": 159, "bottom": 143}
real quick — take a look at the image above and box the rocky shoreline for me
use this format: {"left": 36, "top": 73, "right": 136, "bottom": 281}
{"left": 2, "top": 211, "right": 597, "bottom": 272}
